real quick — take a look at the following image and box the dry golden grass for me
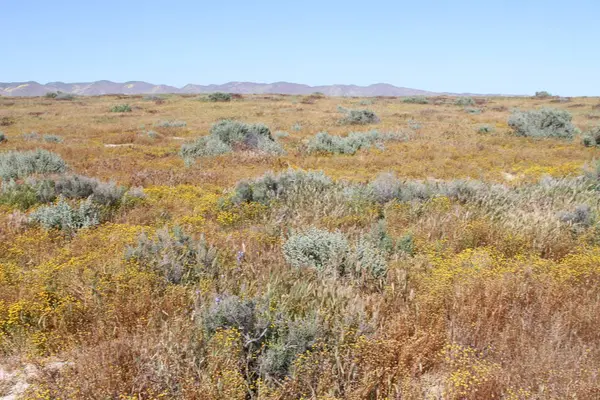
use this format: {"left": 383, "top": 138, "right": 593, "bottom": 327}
{"left": 1, "top": 93, "right": 600, "bottom": 399}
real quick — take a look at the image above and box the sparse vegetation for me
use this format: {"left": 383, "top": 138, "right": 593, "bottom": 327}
{"left": 535, "top": 90, "right": 552, "bottom": 98}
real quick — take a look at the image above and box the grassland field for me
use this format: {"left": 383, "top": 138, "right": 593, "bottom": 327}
{"left": 1, "top": 93, "right": 600, "bottom": 399}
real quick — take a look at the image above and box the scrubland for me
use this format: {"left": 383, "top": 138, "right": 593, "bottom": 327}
{"left": 1, "top": 92, "right": 600, "bottom": 399}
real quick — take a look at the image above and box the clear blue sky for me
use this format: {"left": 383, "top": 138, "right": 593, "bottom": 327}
{"left": 2, "top": 0, "right": 599, "bottom": 96}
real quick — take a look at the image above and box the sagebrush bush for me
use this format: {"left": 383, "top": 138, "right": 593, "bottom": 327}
{"left": 0, "top": 131, "right": 5, "bottom": 142}
{"left": 202, "top": 295, "right": 258, "bottom": 335}
{"left": 258, "top": 316, "right": 319, "bottom": 379}
{"left": 0, "top": 149, "right": 67, "bottom": 180}
{"left": 582, "top": 126, "right": 600, "bottom": 147}
{"left": 338, "top": 107, "right": 380, "bottom": 125}
{"left": 29, "top": 196, "right": 100, "bottom": 232}
{"left": 43, "top": 134, "right": 64, "bottom": 143}
{"left": 208, "top": 92, "right": 232, "bottom": 102}
{"left": 22, "top": 132, "right": 41, "bottom": 141}
{"left": 125, "top": 227, "right": 218, "bottom": 284}
{"left": 403, "top": 96, "right": 429, "bottom": 104}
{"left": 465, "top": 107, "right": 482, "bottom": 114}
{"left": 110, "top": 104, "right": 132, "bottom": 113}
{"left": 283, "top": 228, "right": 349, "bottom": 274}
{"left": 55, "top": 175, "right": 126, "bottom": 206}
{"left": 558, "top": 204, "right": 593, "bottom": 227}
{"left": 233, "top": 169, "right": 333, "bottom": 205}
{"left": 180, "top": 120, "right": 284, "bottom": 162}
{"left": 0, "top": 180, "right": 41, "bottom": 210}
{"left": 306, "top": 130, "right": 407, "bottom": 155}
{"left": 455, "top": 97, "right": 475, "bottom": 106}
{"left": 45, "top": 92, "right": 58, "bottom": 98}
{"left": 155, "top": 120, "right": 186, "bottom": 128}
{"left": 535, "top": 91, "right": 552, "bottom": 98}
{"left": 508, "top": 108, "right": 578, "bottom": 139}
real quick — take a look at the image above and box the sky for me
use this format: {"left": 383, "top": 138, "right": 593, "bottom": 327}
{"left": 1, "top": 0, "right": 599, "bottom": 96}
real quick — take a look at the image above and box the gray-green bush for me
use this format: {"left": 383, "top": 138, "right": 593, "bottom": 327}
{"left": 338, "top": 107, "right": 380, "bottom": 125}
{"left": 155, "top": 120, "right": 186, "bottom": 128}
{"left": 306, "top": 130, "right": 407, "bottom": 155}
{"left": 110, "top": 104, "right": 132, "bottom": 113}
{"left": 403, "top": 96, "right": 429, "bottom": 104}
{"left": 125, "top": 227, "right": 218, "bottom": 284}
{"left": 477, "top": 124, "right": 495, "bottom": 134}
{"left": 29, "top": 197, "right": 100, "bottom": 232}
{"left": 582, "top": 126, "right": 600, "bottom": 147}
{"left": 283, "top": 228, "right": 349, "bottom": 274}
{"left": 0, "top": 132, "right": 5, "bottom": 143}
{"left": 232, "top": 169, "right": 333, "bottom": 205}
{"left": 508, "top": 108, "right": 578, "bottom": 139}
{"left": 535, "top": 91, "right": 552, "bottom": 98}
{"left": 0, "top": 149, "right": 67, "bottom": 181}
{"left": 455, "top": 97, "right": 475, "bottom": 106}
{"left": 180, "top": 120, "right": 284, "bottom": 162}
{"left": 208, "top": 92, "right": 232, "bottom": 102}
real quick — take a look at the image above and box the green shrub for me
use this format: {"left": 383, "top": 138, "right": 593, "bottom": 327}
{"left": 402, "top": 96, "right": 429, "bottom": 104}
{"left": 29, "top": 197, "right": 100, "bottom": 232}
{"left": 535, "top": 91, "right": 552, "bottom": 98}
{"left": 477, "top": 124, "right": 495, "bottom": 134}
{"left": 125, "top": 227, "right": 218, "bottom": 284}
{"left": 45, "top": 92, "right": 58, "bottom": 98}
{"left": 180, "top": 120, "right": 284, "bottom": 162}
{"left": 455, "top": 97, "right": 475, "bottom": 106}
{"left": 283, "top": 228, "right": 349, "bottom": 275}
{"left": 0, "top": 149, "right": 67, "bottom": 181}
{"left": 338, "top": 107, "right": 380, "bottom": 125}
{"left": 508, "top": 108, "right": 578, "bottom": 139}
{"left": 306, "top": 130, "right": 407, "bottom": 155}
{"left": 145, "top": 130, "right": 160, "bottom": 139}
{"left": 0, "top": 131, "right": 5, "bottom": 143}
{"left": 208, "top": 92, "right": 232, "bottom": 102}
{"left": 232, "top": 169, "right": 333, "bottom": 205}
{"left": 274, "top": 131, "right": 289, "bottom": 138}
{"left": 465, "top": 107, "right": 482, "bottom": 114}
{"left": 110, "top": 104, "right": 132, "bottom": 113}
{"left": 351, "top": 237, "right": 387, "bottom": 278}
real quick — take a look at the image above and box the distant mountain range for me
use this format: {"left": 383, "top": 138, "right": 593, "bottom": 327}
{"left": 0, "top": 80, "right": 458, "bottom": 97}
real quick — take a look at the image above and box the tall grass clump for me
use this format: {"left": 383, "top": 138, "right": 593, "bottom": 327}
{"left": 403, "top": 96, "right": 429, "bottom": 104}
{"left": 180, "top": 120, "right": 284, "bottom": 162}
{"left": 338, "top": 107, "right": 380, "bottom": 125}
{"left": 110, "top": 104, "right": 132, "bottom": 113}
{"left": 508, "top": 108, "right": 578, "bottom": 139}
{"left": 0, "top": 149, "right": 67, "bottom": 180}
{"left": 208, "top": 92, "right": 232, "bottom": 102}
{"left": 306, "top": 130, "right": 408, "bottom": 155}
{"left": 29, "top": 197, "right": 100, "bottom": 232}
{"left": 455, "top": 97, "right": 475, "bottom": 106}
{"left": 232, "top": 169, "right": 333, "bottom": 205}
{"left": 125, "top": 227, "right": 218, "bottom": 284}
